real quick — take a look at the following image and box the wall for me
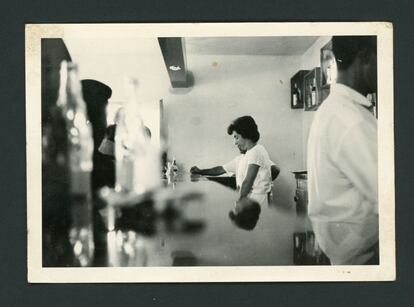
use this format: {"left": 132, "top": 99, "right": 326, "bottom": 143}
{"left": 300, "top": 36, "right": 332, "bottom": 168}
{"left": 164, "top": 54, "right": 304, "bottom": 207}
{"left": 64, "top": 37, "right": 170, "bottom": 147}
{"left": 64, "top": 36, "right": 330, "bottom": 209}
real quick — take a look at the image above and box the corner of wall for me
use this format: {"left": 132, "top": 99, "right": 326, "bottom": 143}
{"left": 299, "top": 36, "right": 332, "bottom": 169}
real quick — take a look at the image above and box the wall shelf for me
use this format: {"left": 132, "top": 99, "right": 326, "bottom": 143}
{"left": 304, "top": 67, "right": 322, "bottom": 111}
{"left": 290, "top": 70, "right": 309, "bottom": 109}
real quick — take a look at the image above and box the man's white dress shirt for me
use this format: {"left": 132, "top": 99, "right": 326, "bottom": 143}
{"left": 307, "top": 83, "right": 378, "bottom": 265}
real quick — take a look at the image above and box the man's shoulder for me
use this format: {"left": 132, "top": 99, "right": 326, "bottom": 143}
{"left": 314, "top": 94, "right": 369, "bottom": 131}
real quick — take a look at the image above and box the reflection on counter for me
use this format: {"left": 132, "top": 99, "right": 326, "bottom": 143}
{"left": 206, "top": 176, "right": 237, "bottom": 190}
{"left": 292, "top": 171, "right": 330, "bottom": 265}
{"left": 229, "top": 198, "right": 261, "bottom": 231}
{"left": 107, "top": 230, "right": 148, "bottom": 267}
{"left": 293, "top": 231, "right": 330, "bottom": 265}
{"left": 96, "top": 183, "right": 208, "bottom": 266}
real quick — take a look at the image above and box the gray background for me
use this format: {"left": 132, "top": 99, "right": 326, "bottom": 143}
{"left": 1, "top": 0, "right": 412, "bottom": 306}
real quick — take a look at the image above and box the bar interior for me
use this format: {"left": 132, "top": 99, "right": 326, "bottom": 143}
{"left": 41, "top": 33, "right": 378, "bottom": 268}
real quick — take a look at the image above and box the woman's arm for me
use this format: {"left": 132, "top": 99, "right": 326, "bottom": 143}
{"left": 239, "top": 164, "right": 260, "bottom": 200}
{"left": 190, "top": 165, "right": 226, "bottom": 176}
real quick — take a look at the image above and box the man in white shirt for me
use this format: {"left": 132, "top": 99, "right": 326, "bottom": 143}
{"left": 307, "top": 36, "right": 378, "bottom": 265}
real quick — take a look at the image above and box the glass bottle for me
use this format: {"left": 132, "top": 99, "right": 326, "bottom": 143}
{"left": 115, "top": 77, "right": 161, "bottom": 195}
{"left": 41, "top": 39, "right": 73, "bottom": 267}
{"left": 293, "top": 83, "right": 298, "bottom": 106}
{"left": 171, "top": 158, "right": 178, "bottom": 174}
{"left": 57, "top": 60, "right": 94, "bottom": 267}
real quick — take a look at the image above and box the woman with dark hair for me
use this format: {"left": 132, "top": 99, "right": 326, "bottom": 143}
{"left": 227, "top": 116, "right": 273, "bottom": 205}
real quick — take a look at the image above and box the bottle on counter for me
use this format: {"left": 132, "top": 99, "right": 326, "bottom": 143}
{"left": 115, "top": 77, "right": 161, "bottom": 195}
{"left": 56, "top": 60, "right": 94, "bottom": 267}
{"left": 171, "top": 158, "right": 178, "bottom": 174}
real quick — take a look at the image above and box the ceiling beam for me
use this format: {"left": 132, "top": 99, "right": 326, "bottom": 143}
{"left": 158, "top": 37, "right": 189, "bottom": 88}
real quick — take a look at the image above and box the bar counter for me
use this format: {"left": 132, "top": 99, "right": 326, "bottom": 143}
{"left": 71, "top": 173, "right": 314, "bottom": 267}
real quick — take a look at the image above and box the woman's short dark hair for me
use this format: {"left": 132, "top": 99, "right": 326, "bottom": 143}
{"left": 332, "top": 36, "right": 377, "bottom": 71}
{"left": 227, "top": 115, "right": 260, "bottom": 143}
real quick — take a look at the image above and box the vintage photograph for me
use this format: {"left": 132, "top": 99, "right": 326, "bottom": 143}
{"left": 26, "top": 22, "right": 395, "bottom": 282}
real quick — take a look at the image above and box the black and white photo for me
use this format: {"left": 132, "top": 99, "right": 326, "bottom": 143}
{"left": 26, "top": 22, "right": 395, "bottom": 282}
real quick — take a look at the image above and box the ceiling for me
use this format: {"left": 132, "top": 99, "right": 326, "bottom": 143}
{"left": 65, "top": 36, "right": 321, "bottom": 57}
{"left": 185, "top": 36, "right": 320, "bottom": 56}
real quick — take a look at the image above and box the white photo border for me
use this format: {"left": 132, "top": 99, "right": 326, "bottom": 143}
{"left": 26, "top": 22, "right": 395, "bottom": 283}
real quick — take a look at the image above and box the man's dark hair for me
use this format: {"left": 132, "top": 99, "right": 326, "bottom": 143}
{"left": 227, "top": 115, "right": 260, "bottom": 143}
{"left": 332, "top": 36, "right": 377, "bottom": 71}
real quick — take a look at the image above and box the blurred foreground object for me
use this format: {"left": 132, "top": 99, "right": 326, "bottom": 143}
{"left": 55, "top": 61, "right": 95, "bottom": 266}
{"left": 115, "top": 77, "right": 161, "bottom": 194}
{"left": 41, "top": 39, "right": 72, "bottom": 266}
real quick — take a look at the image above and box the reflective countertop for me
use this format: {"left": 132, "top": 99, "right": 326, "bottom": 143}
{"left": 71, "top": 173, "right": 315, "bottom": 267}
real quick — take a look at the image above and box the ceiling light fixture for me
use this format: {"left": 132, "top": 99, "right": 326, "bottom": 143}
{"left": 169, "top": 65, "right": 182, "bottom": 71}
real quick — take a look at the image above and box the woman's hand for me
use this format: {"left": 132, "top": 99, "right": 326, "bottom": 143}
{"left": 190, "top": 166, "right": 202, "bottom": 174}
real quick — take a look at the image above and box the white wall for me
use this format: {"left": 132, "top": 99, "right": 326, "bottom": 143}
{"left": 64, "top": 37, "right": 170, "bottom": 147}
{"left": 164, "top": 54, "right": 304, "bottom": 206}
{"left": 64, "top": 35, "right": 331, "bottom": 209}
{"left": 64, "top": 36, "right": 170, "bottom": 110}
